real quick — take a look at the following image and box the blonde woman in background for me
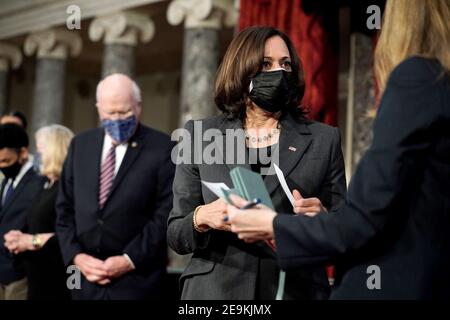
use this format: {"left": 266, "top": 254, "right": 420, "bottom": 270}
{"left": 226, "top": 0, "right": 450, "bottom": 299}
{"left": 4, "top": 124, "right": 74, "bottom": 300}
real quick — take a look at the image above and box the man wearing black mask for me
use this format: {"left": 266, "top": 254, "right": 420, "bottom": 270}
{"left": 0, "top": 124, "right": 43, "bottom": 299}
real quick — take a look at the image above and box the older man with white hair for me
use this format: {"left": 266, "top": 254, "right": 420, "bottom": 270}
{"left": 56, "top": 73, "right": 175, "bottom": 299}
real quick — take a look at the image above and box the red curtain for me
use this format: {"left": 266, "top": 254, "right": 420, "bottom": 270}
{"left": 239, "top": 0, "right": 338, "bottom": 126}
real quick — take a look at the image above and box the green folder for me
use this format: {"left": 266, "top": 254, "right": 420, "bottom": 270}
{"left": 224, "top": 166, "right": 274, "bottom": 209}
{"left": 225, "top": 167, "right": 282, "bottom": 299}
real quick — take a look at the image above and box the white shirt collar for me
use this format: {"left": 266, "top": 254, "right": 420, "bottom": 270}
{"left": 103, "top": 133, "right": 129, "bottom": 147}
{"left": 101, "top": 133, "right": 128, "bottom": 176}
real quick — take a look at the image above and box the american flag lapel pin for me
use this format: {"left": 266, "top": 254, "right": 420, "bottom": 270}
{"left": 288, "top": 146, "right": 297, "bottom": 152}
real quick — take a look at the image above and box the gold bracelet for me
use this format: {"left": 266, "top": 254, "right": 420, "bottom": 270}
{"left": 32, "top": 234, "right": 42, "bottom": 249}
{"left": 193, "top": 206, "right": 210, "bottom": 233}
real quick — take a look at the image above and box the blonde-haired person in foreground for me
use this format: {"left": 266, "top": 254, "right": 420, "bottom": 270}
{"left": 225, "top": 0, "right": 450, "bottom": 299}
{"left": 4, "top": 124, "right": 74, "bottom": 300}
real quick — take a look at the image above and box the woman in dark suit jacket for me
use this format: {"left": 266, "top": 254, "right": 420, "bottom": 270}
{"left": 4, "top": 125, "right": 73, "bottom": 300}
{"left": 226, "top": 0, "right": 450, "bottom": 300}
{"left": 168, "top": 26, "right": 346, "bottom": 300}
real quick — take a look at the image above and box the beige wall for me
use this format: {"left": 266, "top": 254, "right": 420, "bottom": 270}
{"left": 64, "top": 74, "right": 98, "bottom": 134}
{"left": 8, "top": 59, "right": 33, "bottom": 136}
{"left": 137, "top": 71, "right": 180, "bottom": 135}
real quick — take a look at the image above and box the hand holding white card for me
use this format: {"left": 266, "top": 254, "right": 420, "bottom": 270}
{"left": 201, "top": 181, "right": 230, "bottom": 199}
{"left": 273, "top": 164, "right": 296, "bottom": 207}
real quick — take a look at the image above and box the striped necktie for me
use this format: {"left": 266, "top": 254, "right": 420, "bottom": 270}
{"left": 99, "top": 144, "right": 117, "bottom": 209}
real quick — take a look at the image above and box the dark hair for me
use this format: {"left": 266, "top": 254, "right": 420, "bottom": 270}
{"left": 214, "top": 26, "right": 306, "bottom": 120}
{"left": 7, "top": 111, "right": 28, "bottom": 129}
{"left": 0, "top": 123, "right": 29, "bottom": 150}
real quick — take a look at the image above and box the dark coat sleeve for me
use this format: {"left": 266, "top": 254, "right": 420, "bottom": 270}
{"left": 167, "top": 120, "right": 213, "bottom": 255}
{"left": 55, "top": 139, "right": 83, "bottom": 266}
{"left": 274, "top": 57, "right": 445, "bottom": 269}
{"left": 318, "top": 127, "right": 347, "bottom": 212}
{"left": 123, "top": 142, "right": 175, "bottom": 270}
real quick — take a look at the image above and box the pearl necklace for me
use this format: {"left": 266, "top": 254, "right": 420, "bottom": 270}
{"left": 245, "top": 123, "right": 281, "bottom": 143}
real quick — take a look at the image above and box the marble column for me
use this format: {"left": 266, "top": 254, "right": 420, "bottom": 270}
{"left": 165, "top": 0, "right": 237, "bottom": 271}
{"left": 89, "top": 11, "right": 155, "bottom": 78}
{"left": 345, "top": 33, "right": 376, "bottom": 176}
{"left": 24, "top": 28, "right": 82, "bottom": 135}
{"left": 167, "top": 0, "right": 237, "bottom": 125}
{"left": 0, "top": 43, "right": 22, "bottom": 115}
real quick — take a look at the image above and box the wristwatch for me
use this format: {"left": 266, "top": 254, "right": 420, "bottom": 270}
{"left": 32, "top": 234, "right": 42, "bottom": 249}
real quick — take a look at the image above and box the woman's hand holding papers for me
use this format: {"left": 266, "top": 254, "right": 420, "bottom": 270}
{"left": 292, "top": 189, "right": 327, "bottom": 216}
{"left": 195, "top": 198, "right": 231, "bottom": 232}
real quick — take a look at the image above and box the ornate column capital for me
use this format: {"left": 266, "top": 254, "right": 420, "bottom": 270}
{"left": 167, "top": 0, "right": 237, "bottom": 29}
{"left": 24, "top": 28, "right": 82, "bottom": 59}
{"left": 0, "top": 42, "right": 22, "bottom": 71}
{"left": 89, "top": 11, "right": 155, "bottom": 46}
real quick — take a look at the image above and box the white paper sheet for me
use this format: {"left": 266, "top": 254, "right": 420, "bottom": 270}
{"left": 274, "top": 164, "right": 295, "bottom": 207}
{"left": 201, "top": 181, "right": 230, "bottom": 199}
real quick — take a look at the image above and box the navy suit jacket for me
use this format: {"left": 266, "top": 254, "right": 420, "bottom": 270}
{"left": 274, "top": 57, "right": 450, "bottom": 299}
{"left": 55, "top": 124, "right": 175, "bottom": 299}
{"left": 0, "top": 168, "right": 44, "bottom": 284}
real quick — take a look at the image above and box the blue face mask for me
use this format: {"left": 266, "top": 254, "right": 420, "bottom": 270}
{"left": 101, "top": 115, "right": 137, "bottom": 143}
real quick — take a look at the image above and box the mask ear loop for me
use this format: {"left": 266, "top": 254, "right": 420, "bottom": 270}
{"left": 249, "top": 80, "right": 253, "bottom": 93}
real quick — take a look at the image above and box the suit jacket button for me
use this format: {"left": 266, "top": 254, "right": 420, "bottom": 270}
{"left": 97, "top": 219, "right": 104, "bottom": 225}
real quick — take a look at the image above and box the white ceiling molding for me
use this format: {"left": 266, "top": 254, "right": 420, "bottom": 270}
{"left": 0, "top": 0, "right": 163, "bottom": 40}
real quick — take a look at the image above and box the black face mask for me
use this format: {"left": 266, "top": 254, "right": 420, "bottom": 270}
{"left": 1, "top": 161, "right": 22, "bottom": 180}
{"left": 249, "top": 69, "right": 297, "bottom": 113}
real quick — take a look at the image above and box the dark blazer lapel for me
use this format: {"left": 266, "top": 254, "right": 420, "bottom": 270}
{"left": 217, "top": 118, "right": 251, "bottom": 172}
{"left": 107, "top": 125, "right": 145, "bottom": 198}
{"left": 87, "top": 129, "right": 104, "bottom": 206}
{"left": 0, "top": 168, "right": 35, "bottom": 214}
{"left": 264, "top": 115, "right": 313, "bottom": 196}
